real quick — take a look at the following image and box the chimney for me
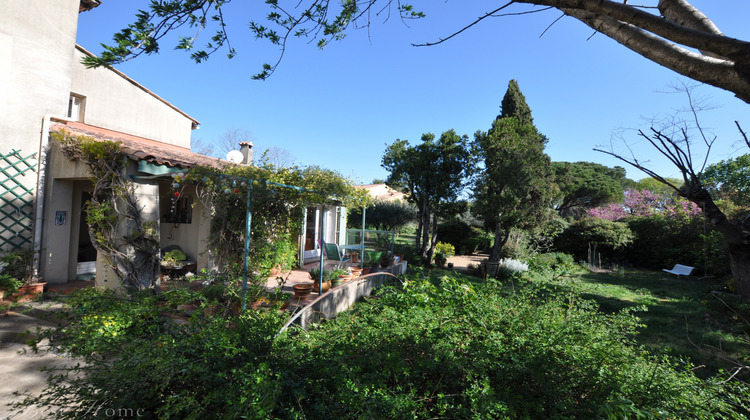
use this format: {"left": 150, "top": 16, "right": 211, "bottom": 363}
{"left": 239, "top": 141, "right": 254, "bottom": 165}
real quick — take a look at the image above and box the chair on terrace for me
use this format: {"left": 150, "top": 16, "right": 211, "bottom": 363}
{"left": 323, "top": 243, "right": 351, "bottom": 269}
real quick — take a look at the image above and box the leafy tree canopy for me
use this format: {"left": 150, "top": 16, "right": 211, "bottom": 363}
{"left": 635, "top": 176, "right": 684, "bottom": 196}
{"left": 382, "top": 130, "right": 475, "bottom": 260}
{"left": 552, "top": 161, "right": 627, "bottom": 218}
{"left": 702, "top": 153, "right": 750, "bottom": 208}
{"left": 347, "top": 199, "right": 417, "bottom": 232}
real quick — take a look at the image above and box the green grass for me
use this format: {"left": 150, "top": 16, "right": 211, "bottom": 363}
{"left": 544, "top": 268, "right": 750, "bottom": 378}
{"left": 425, "top": 262, "right": 749, "bottom": 379}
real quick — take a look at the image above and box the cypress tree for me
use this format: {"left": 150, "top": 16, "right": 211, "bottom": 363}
{"left": 499, "top": 79, "right": 534, "bottom": 125}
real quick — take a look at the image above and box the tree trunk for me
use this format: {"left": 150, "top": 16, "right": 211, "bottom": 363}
{"left": 489, "top": 222, "right": 511, "bottom": 263}
{"left": 728, "top": 243, "right": 750, "bottom": 300}
{"left": 425, "top": 212, "right": 439, "bottom": 263}
{"left": 419, "top": 199, "right": 431, "bottom": 262}
{"left": 687, "top": 187, "right": 750, "bottom": 299}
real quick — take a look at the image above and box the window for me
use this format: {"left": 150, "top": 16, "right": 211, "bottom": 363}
{"left": 67, "top": 93, "right": 85, "bottom": 121}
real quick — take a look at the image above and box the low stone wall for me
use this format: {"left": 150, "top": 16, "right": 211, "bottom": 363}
{"left": 279, "top": 261, "right": 407, "bottom": 333}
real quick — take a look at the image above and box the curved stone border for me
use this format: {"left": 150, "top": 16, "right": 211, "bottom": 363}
{"left": 277, "top": 264, "right": 406, "bottom": 336}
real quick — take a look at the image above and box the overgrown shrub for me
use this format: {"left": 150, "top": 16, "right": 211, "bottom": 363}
{"left": 528, "top": 252, "right": 580, "bottom": 278}
{"left": 624, "top": 214, "right": 729, "bottom": 276}
{"left": 437, "top": 221, "right": 492, "bottom": 254}
{"left": 499, "top": 228, "right": 533, "bottom": 260}
{"left": 555, "top": 218, "right": 634, "bottom": 263}
{"left": 17, "top": 277, "right": 750, "bottom": 419}
{"left": 0, "top": 248, "right": 34, "bottom": 282}
{"left": 273, "top": 279, "right": 746, "bottom": 418}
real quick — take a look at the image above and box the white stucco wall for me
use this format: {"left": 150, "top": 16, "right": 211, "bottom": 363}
{"left": 0, "top": 0, "right": 79, "bottom": 151}
{"left": 0, "top": 0, "right": 80, "bottom": 254}
{"left": 40, "top": 144, "right": 90, "bottom": 284}
{"left": 70, "top": 48, "right": 195, "bottom": 148}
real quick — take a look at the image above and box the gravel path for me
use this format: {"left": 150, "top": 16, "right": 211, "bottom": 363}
{"left": 0, "top": 300, "right": 75, "bottom": 420}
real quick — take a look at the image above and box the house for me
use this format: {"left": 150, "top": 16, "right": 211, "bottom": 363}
{"left": 1, "top": 0, "right": 226, "bottom": 287}
{"left": 356, "top": 183, "right": 406, "bottom": 202}
{"left": 1, "top": 0, "right": 346, "bottom": 285}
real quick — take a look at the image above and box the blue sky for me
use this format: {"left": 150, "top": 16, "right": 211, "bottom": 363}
{"left": 76, "top": 1, "right": 750, "bottom": 185}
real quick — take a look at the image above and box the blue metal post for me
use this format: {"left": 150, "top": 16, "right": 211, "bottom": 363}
{"left": 241, "top": 181, "right": 253, "bottom": 310}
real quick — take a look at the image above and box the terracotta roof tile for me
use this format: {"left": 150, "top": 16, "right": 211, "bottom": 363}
{"left": 51, "top": 121, "right": 229, "bottom": 169}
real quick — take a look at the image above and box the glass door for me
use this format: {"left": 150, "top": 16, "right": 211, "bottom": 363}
{"left": 303, "top": 207, "right": 320, "bottom": 260}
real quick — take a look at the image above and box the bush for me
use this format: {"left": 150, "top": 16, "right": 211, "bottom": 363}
{"left": 496, "top": 258, "right": 529, "bottom": 280}
{"left": 624, "top": 214, "right": 729, "bottom": 276}
{"left": 528, "top": 252, "right": 579, "bottom": 278}
{"left": 437, "top": 222, "right": 492, "bottom": 254}
{"left": 272, "top": 279, "right": 745, "bottom": 418}
{"left": 18, "top": 277, "right": 750, "bottom": 419}
{"left": 555, "top": 218, "right": 634, "bottom": 263}
{"left": 0, "top": 274, "right": 22, "bottom": 295}
{"left": 499, "top": 229, "right": 533, "bottom": 260}
{"left": 435, "top": 241, "right": 455, "bottom": 256}
{"left": 0, "top": 248, "right": 34, "bottom": 282}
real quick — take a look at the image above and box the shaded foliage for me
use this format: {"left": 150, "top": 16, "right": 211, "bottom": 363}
{"left": 346, "top": 199, "right": 417, "bottom": 232}
{"left": 555, "top": 217, "right": 634, "bottom": 262}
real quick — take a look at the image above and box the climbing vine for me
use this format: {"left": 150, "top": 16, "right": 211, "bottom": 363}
{"left": 175, "top": 162, "right": 371, "bottom": 279}
{"left": 54, "top": 131, "right": 160, "bottom": 291}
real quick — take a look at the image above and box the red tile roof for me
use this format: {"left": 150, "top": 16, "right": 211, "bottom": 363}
{"left": 51, "top": 120, "right": 228, "bottom": 169}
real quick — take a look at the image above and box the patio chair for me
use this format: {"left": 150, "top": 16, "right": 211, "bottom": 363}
{"left": 323, "top": 243, "right": 351, "bottom": 268}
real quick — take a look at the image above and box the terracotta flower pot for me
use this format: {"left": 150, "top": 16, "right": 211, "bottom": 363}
{"left": 10, "top": 282, "right": 46, "bottom": 303}
{"left": 312, "top": 280, "right": 331, "bottom": 293}
{"left": 293, "top": 283, "right": 313, "bottom": 298}
{"left": 350, "top": 268, "right": 363, "bottom": 277}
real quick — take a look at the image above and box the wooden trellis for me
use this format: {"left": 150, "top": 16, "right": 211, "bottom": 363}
{"left": 0, "top": 150, "right": 37, "bottom": 251}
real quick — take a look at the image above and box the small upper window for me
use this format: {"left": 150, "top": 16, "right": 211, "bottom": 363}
{"left": 67, "top": 94, "right": 85, "bottom": 121}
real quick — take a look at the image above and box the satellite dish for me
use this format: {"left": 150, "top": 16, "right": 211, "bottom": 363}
{"left": 226, "top": 150, "right": 244, "bottom": 164}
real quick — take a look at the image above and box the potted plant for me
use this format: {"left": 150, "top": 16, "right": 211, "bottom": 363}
{"left": 293, "top": 283, "right": 313, "bottom": 298}
{"left": 1, "top": 248, "right": 44, "bottom": 302}
{"left": 433, "top": 242, "right": 455, "bottom": 269}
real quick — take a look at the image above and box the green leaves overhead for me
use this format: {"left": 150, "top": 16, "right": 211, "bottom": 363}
{"left": 83, "top": 0, "right": 424, "bottom": 80}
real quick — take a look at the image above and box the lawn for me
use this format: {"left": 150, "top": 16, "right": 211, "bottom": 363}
{"left": 569, "top": 269, "right": 749, "bottom": 377}
{"left": 424, "top": 260, "right": 748, "bottom": 378}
